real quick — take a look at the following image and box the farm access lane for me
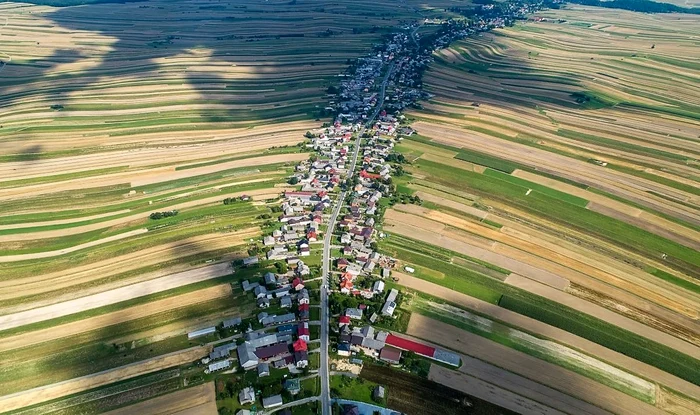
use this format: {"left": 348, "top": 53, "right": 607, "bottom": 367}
{"left": 319, "top": 63, "right": 395, "bottom": 415}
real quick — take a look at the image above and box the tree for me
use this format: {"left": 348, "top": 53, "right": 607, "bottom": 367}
{"left": 305, "top": 131, "right": 314, "bottom": 138}
{"left": 275, "top": 262, "right": 288, "bottom": 274}
{"left": 288, "top": 176, "right": 300, "bottom": 185}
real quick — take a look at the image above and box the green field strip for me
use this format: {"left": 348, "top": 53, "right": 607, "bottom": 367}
{"left": 415, "top": 159, "right": 700, "bottom": 273}
{"left": 481, "top": 168, "right": 590, "bottom": 207}
{"left": 646, "top": 268, "right": 700, "bottom": 295}
{"left": 3, "top": 369, "right": 184, "bottom": 415}
{"left": 383, "top": 235, "right": 700, "bottom": 386}
{"left": 0, "top": 166, "right": 130, "bottom": 189}
{"left": 557, "top": 129, "right": 694, "bottom": 164}
{"left": 0, "top": 168, "right": 286, "bottom": 225}
{"left": 454, "top": 150, "right": 518, "bottom": 173}
{"left": 0, "top": 202, "right": 261, "bottom": 256}
{"left": 411, "top": 298, "right": 656, "bottom": 403}
{"left": 498, "top": 295, "right": 700, "bottom": 386}
{"left": 0, "top": 209, "right": 262, "bottom": 282}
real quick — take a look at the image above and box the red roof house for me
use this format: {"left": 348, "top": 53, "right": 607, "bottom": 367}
{"left": 293, "top": 339, "right": 308, "bottom": 352}
{"left": 298, "top": 303, "right": 310, "bottom": 312}
{"left": 338, "top": 316, "right": 351, "bottom": 326}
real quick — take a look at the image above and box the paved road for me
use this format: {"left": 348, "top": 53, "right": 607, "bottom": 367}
{"left": 319, "top": 63, "right": 394, "bottom": 415}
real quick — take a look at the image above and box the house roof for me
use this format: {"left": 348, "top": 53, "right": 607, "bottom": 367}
{"left": 255, "top": 343, "right": 289, "bottom": 359}
{"left": 380, "top": 346, "right": 402, "bottom": 363}
{"left": 293, "top": 339, "right": 308, "bottom": 352}
{"left": 338, "top": 315, "right": 351, "bottom": 324}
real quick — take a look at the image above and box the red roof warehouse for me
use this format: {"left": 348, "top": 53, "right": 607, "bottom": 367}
{"left": 385, "top": 334, "right": 435, "bottom": 357}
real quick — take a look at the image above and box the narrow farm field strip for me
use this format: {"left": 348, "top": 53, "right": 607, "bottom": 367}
{"left": 429, "top": 365, "right": 597, "bottom": 415}
{"left": 428, "top": 365, "right": 569, "bottom": 415}
{"left": 102, "top": 382, "right": 217, "bottom": 415}
{"left": 385, "top": 209, "right": 570, "bottom": 289}
{"left": 0, "top": 228, "right": 256, "bottom": 307}
{"left": 0, "top": 262, "right": 233, "bottom": 331}
{"left": 411, "top": 120, "right": 700, "bottom": 228}
{"left": 408, "top": 315, "right": 666, "bottom": 415}
{"left": 0, "top": 284, "right": 232, "bottom": 353}
{"left": 0, "top": 153, "right": 307, "bottom": 201}
{"left": 391, "top": 204, "right": 699, "bottom": 320}
{"left": 0, "top": 210, "right": 131, "bottom": 230}
{"left": 503, "top": 274, "right": 700, "bottom": 361}
{"left": 511, "top": 169, "right": 700, "bottom": 249}
{"left": 396, "top": 272, "right": 700, "bottom": 399}
{"left": 0, "top": 346, "right": 208, "bottom": 413}
{"left": 0, "top": 228, "right": 148, "bottom": 262}
{"left": 0, "top": 180, "right": 275, "bottom": 241}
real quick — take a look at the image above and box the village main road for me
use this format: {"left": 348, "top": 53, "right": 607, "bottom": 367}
{"left": 319, "top": 63, "right": 395, "bottom": 415}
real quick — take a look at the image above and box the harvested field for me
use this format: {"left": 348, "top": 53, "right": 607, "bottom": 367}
{"left": 0, "top": 262, "right": 232, "bottom": 331}
{"left": 396, "top": 273, "right": 700, "bottom": 399}
{"left": 0, "top": 346, "right": 208, "bottom": 413}
{"left": 102, "top": 382, "right": 217, "bottom": 415}
{"left": 0, "top": 284, "right": 232, "bottom": 353}
{"left": 407, "top": 315, "right": 665, "bottom": 415}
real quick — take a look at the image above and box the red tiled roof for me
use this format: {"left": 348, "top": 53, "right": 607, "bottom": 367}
{"left": 385, "top": 334, "right": 435, "bottom": 357}
{"left": 298, "top": 303, "right": 310, "bottom": 311}
{"left": 293, "top": 339, "right": 308, "bottom": 352}
{"left": 338, "top": 316, "right": 351, "bottom": 324}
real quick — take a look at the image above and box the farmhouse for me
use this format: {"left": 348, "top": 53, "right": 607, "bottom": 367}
{"left": 381, "top": 288, "right": 398, "bottom": 316}
{"left": 255, "top": 343, "right": 289, "bottom": 360}
{"left": 237, "top": 343, "right": 259, "bottom": 370}
{"left": 379, "top": 346, "right": 402, "bottom": 364}
{"left": 243, "top": 256, "right": 259, "bottom": 267}
{"left": 239, "top": 387, "right": 256, "bottom": 405}
{"left": 345, "top": 308, "right": 363, "bottom": 320}
{"left": 262, "top": 395, "right": 283, "bottom": 409}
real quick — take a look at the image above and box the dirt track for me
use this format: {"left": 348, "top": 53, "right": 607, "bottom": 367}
{"left": 397, "top": 273, "right": 700, "bottom": 399}
{"left": 0, "top": 284, "right": 232, "bottom": 352}
{"left": 103, "top": 382, "right": 218, "bottom": 415}
{"left": 408, "top": 314, "right": 665, "bottom": 415}
{"left": 0, "top": 346, "right": 208, "bottom": 413}
{"left": 0, "top": 262, "right": 233, "bottom": 331}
